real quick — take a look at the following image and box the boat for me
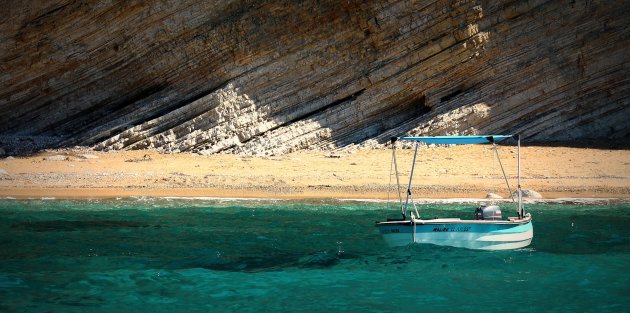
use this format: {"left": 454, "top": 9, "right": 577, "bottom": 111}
{"left": 376, "top": 135, "right": 533, "bottom": 250}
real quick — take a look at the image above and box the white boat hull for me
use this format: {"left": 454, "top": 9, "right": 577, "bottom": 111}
{"left": 377, "top": 217, "right": 533, "bottom": 250}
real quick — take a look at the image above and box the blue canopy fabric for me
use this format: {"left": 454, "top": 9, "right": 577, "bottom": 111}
{"left": 399, "top": 135, "right": 514, "bottom": 145}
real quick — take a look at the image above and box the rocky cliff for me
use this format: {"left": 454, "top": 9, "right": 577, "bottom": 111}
{"left": 1, "top": 0, "right": 628, "bottom": 155}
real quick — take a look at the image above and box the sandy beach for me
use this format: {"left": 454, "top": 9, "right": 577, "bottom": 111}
{"left": 0, "top": 145, "right": 629, "bottom": 200}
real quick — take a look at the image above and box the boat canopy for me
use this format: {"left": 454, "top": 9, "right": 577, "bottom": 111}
{"left": 399, "top": 135, "right": 514, "bottom": 145}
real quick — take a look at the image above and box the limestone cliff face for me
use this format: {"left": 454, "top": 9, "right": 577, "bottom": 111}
{"left": 1, "top": 0, "right": 628, "bottom": 155}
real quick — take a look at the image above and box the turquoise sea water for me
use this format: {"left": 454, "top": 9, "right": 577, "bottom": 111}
{"left": 0, "top": 198, "right": 628, "bottom": 312}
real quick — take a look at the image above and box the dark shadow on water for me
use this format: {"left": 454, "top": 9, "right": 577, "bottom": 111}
{"left": 11, "top": 220, "right": 153, "bottom": 232}
{"left": 185, "top": 243, "right": 496, "bottom": 273}
{"left": 171, "top": 250, "right": 363, "bottom": 273}
{"left": 296, "top": 250, "right": 361, "bottom": 268}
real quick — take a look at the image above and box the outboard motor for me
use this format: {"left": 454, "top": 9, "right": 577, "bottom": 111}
{"left": 474, "top": 204, "right": 502, "bottom": 220}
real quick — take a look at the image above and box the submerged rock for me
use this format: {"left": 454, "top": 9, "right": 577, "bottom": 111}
{"left": 297, "top": 251, "right": 340, "bottom": 268}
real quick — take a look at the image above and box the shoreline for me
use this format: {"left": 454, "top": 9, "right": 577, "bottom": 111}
{"left": 2, "top": 192, "right": 627, "bottom": 206}
{"left": 1, "top": 187, "right": 628, "bottom": 205}
{"left": 0, "top": 186, "right": 628, "bottom": 201}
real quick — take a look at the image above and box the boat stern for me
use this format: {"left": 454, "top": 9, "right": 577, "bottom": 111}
{"left": 376, "top": 221, "right": 414, "bottom": 247}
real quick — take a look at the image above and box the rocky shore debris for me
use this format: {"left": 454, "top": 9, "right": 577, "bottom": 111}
{"left": 486, "top": 193, "right": 503, "bottom": 199}
{"left": 513, "top": 189, "right": 543, "bottom": 199}
{"left": 125, "top": 154, "right": 153, "bottom": 163}
{"left": 44, "top": 155, "right": 69, "bottom": 161}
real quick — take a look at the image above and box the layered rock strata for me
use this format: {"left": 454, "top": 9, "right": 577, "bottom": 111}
{"left": 1, "top": 0, "right": 628, "bottom": 155}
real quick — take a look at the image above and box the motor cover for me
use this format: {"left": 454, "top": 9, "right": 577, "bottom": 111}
{"left": 475, "top": 205, "right": 502, "bottom": 220}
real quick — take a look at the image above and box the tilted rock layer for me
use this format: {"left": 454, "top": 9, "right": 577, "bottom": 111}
{"left": 1, "top": 0, "right": 628, "bottom": 155}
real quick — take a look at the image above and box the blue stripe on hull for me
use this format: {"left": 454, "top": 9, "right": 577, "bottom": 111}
{"left": 386, "top": 222, "right": 532, "bottom": 234}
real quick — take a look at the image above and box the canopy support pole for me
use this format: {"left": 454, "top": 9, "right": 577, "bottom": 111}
{"left": 390, "top": 138, "right": 404, "bottom": 218}
{"left": 517, "top": 135, "right": 523, "bottom": 218}
{"left": 493, "top": 143, "right": 516, "bottom": 204}
{"left": 403, "top": 142, "right": 419, "bottom": 219}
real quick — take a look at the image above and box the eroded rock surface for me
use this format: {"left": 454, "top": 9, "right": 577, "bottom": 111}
{"left": 1, "top": 0, "right": 628, "bottom": 155}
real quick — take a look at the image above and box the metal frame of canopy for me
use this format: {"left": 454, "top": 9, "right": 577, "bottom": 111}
{"left": 389, "top": 135, "right": 524, "bottom": 220}
{"left": 399, "top": 135, "right": 515, "bottom": 145}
